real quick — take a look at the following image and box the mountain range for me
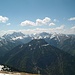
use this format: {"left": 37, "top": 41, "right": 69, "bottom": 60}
{"left": 0, "top": 32, "right": 75, "bottom": 75}
{"left": 2, "top": 39, "right": 75, "bottom": 75}
{"left": 0, "top": 32, "right": 75, "bottom": 57}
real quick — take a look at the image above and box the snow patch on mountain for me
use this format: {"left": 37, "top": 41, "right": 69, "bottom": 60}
{"left": 29, "top": 44, "right": 31, "bottom": 47}
{"left": 42, "top": 44, "right": 49, "bottom": 46}
{"left": 12, "top": 36, "right": 23, "bottom": 40}
{"left": 0, "top": 65, "right": 4, "bottom": 71}
{"left": 50, "top": 34, "right": 55, "bottom": 39}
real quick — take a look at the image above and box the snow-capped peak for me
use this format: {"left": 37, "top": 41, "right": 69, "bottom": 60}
{"left": 12, "top": 36, "right": 23, "bottom": 40}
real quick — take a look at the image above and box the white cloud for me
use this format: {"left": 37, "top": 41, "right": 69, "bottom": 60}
{"left": 10, "top": 26, "right": 65, "bottom": 34}
{"left": 55, "top": 25, "right": 65, "bottom": 30}
{"left": 21, "top": 20, "right": 35, "bottom": 26}
{"left": 0, "top": 16, "right": 9, "bottom": 23}
{"left": 36, "top": 19, "right": 44, "bottom": 25}
{"left": 20, "top": 17, "right": 51, "bottom": 26}
{"left": 1, "top": 25, "right": 75, "bottom": 36}
{"left": 71, "top": 26, "right": 75, "bottom": 29}
{"left": 7, "top": 23, "right": 11, "bottom": 26}
{"left": 36, "top": 17, "right": 51, "bottom": 26}
{"left": 68, "top": 17, "right": 75, "bottom": 21}
{"left": 49, "top": 23, "right": 55, "bottom": 26}
{"left": 43, "top": 17, "right": 51, "bottom": 23}
{"left": 18, "top": 28, "right": 53, "bottom": 34}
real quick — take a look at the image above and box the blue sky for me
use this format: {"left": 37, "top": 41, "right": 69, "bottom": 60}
{"left": 0, "top": 0, "right": 75, "bottom": 35}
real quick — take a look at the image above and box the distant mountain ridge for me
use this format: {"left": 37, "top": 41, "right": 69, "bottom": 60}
{"left": 0, "top": 32, "right": 75, "bottom": 57}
